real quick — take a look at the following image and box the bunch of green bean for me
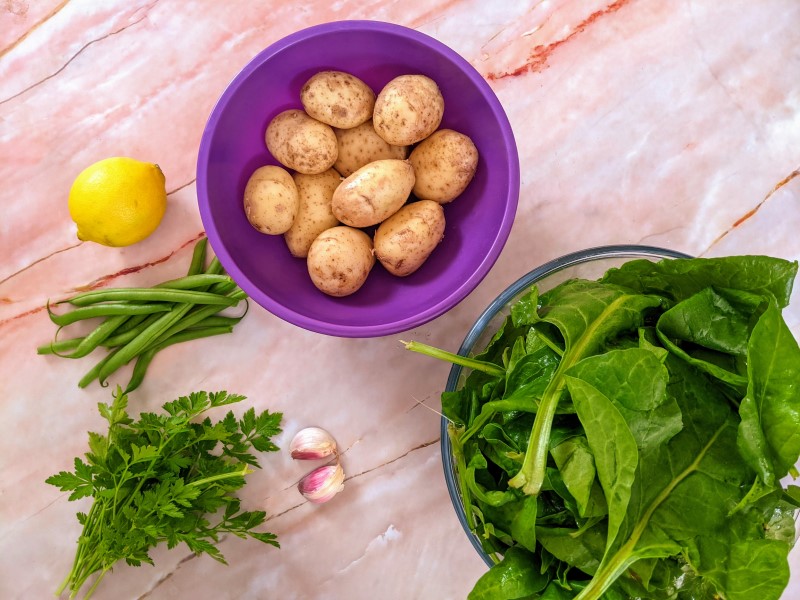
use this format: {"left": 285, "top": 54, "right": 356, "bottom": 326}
{"left": 37, "top": 238, "right": 248, "bottom": 393}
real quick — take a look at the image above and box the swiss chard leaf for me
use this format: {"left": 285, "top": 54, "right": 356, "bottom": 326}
{"left": 600, "top": 255, "right": 798, "bottom": 308}
{"left": 657, "top": 287, "right": 758, "bottom": 355}
{"left": 536, "top": 523, "right": 606, "bottom": 577}
{"left": 567, "top": 348, "right": 682, "bottom": 451}
{"left": 655, "top": 287, "right": 760, "bottom": 392}
{"left": 564, "top": 377, "right": 638, "bottom": 553}
{"left": 468, "top": 546, "right": 551, "bottom": 600}
{"left": 737, "top": 301, "right": 800, "bottom": 485}
{"left": 550, "top": 437, "right": 597, "bottom": 518}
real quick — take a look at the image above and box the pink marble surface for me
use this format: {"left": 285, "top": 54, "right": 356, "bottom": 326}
{"left": 1, "top": 1, "right": 799, "bottom": 598}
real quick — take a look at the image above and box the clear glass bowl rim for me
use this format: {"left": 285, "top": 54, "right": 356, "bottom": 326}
{"left": 439, "top": 244, "right": 693, "bottom": 565}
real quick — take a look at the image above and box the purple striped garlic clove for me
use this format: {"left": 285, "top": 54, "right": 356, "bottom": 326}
{"left": 298, "top": 463, "right": 345, "bottom": 504}
{"left": 289, "top": 426, "right": 338, "bottom": 460}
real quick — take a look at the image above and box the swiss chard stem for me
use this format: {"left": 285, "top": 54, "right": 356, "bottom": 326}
{"left": 507, "top": 377, "right": 566, "bottom": 496}
{"left": 401, "top": 341, "right": 505, "bottom": 378}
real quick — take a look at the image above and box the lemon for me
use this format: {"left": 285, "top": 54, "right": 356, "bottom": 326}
{"left": 68, "top": 157, "right": 167, "bottom": 247}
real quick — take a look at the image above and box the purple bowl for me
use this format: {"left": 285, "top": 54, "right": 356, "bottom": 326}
{"left": 197, "top": 20, "right": 519, "bottom": 337}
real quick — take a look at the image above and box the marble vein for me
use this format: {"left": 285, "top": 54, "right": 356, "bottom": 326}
{"left": 345, "top": 438, "right": 439, "bottom": 483}
{"left": 136, "top": 552, "right": 198, "bottom": 600}
{"left": 167, "top": 177, "right": 198, "bottom": 196}
{"left": 486, "top": 0, "right": 632, "bottom": 80}
{"left": 0, "top": 241, "right": 82, "bottom": 288}
{"left": 0, "top": 0, "right": 70, "bottom": 58}
{"left": 703, "top": 165, "right": 800, "bottom": 254}
{"left": 75, "top": 231, "right": 205, "bottom": 292}
{"left": 0, "top": 0, "right": 160, "bottom": 106}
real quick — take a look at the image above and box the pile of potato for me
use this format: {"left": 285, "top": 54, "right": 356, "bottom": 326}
{"left": 242, "top": 70, "right": 479, "bottom": 297}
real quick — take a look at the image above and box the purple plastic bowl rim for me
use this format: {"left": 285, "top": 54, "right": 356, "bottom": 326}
{"left": 439, "top": 244, "right": 694, "bottom": 566}
{"left": 196, "top": 20, "right": 520, "bottom": 338}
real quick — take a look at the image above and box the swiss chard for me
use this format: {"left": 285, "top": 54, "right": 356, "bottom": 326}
{"left": 408, "top": 254, "right": 800, "bottom": 600}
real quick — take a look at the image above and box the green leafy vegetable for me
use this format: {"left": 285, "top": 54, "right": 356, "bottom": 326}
{"left": 46, "top": 388, "right": 282, "bottom": 599}
{"left": 408, "top": 255, "right": 800, "bottom": 599}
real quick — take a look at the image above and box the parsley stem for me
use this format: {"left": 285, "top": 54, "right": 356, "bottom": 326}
{"left": 77, "top": 567, "right": 108, "bottom": 600}
{"left": 188, "top": 465, "right": 252, "bottom": 487}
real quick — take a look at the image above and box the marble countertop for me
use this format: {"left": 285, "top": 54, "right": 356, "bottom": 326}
{"left": 2, "top": 1, "right": 799, "bottom": 598}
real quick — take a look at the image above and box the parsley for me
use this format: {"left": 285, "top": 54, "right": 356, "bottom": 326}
{"left": 47, "top": 388, "right": 282, "bottom": 599}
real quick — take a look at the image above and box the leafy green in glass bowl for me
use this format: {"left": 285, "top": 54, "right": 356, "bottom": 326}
{"left": 410, "top": 245, "right": 800, "bottom": 600}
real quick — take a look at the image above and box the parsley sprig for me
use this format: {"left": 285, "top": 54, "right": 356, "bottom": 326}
{"left": 47, "top": 388, "right": 282, "bottom": 599}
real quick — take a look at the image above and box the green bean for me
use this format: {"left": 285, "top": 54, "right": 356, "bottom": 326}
{"left": 37, "top": 337, "right": 82, "bottom": 355}
{"left": 47, "top": 302, "right": 172, "bottom": 327}
{"left": 97, "top": 304, "right": 194, "bottom": 383}
{"left": 56, "top": 315, "right": 129, "bottom": 359}
{"left": 78, "top": 347, "right": 120, "bottom": 388}
{"left": 148, "top": 304, "right": 227, "bottom": 346}
{"left": 153, "top": 274, "right": 231, "bottom": 290}
{"left": 210, "top": 281, "right": 237, "bottom": 295}
{"left": 113, "top": 313, "right": 149, "bottom": 335}
{"left": 37, "top": 311, "right": 171, "bottom": 355}
{"left": 228, "top": 288, "right": 247, "bottom": 301}
{"left": 189, "top": 315, "right": 244, "bottom": 328}
{"left": 153, "top": 325, "right": 233, "bottom": 349}
{"left": 101, "top": 313, "right": 163, "bottom": 347}
{"left": 144, "top": 291, "right": 246, "bottom": 350}
{"left": 123, "top": 348, "right": 157, "bottom": 394}
{"left": 205, "top": 256, "right": 223, "bottom": 275}
{"left": 188, "top": 237, "right": 208, "bottom": 276}
{"left": 123, "top": 326, "right": 233, "bottom": 394}
{"left": 66, "top": 288, "right": 238, "bottom": 307}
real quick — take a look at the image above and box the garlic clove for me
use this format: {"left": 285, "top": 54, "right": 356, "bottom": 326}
{"left": 298, "top": 463, "right": 345, "bottom": 504}
{"left": 290, "top": 426, "right": 338, "bottom": 460}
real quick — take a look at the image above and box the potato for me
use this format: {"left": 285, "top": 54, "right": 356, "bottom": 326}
{"left": 409, "top": 129, "right": 479, "bottom": 204}
{"left": 284, "top": 169, "right": 342, "bottom": 258}
{"left": 300, "top": 71, "right": 375, "bottom": 129}
{"left": 373, "top": 75, "right": 444, "bottom": 145}
{"left": 374, "top": 201, "right": 445, "bottom": 277}
{"left": 307, "top": 226, "right": 375, "bottom": 297}
{"left": 331, "top": 159, "right": 414, "bottom": 228}
{"left": 333, "top": 120, "right": 409, "bottom": 177}
{"left": 243, "top": 165, "right": 299, "bottom": 235}
{"left": 265, "top": 109, "right": 338, "bottom": 174}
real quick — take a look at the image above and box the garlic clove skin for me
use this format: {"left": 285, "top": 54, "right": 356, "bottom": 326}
{"left": 290, "top": 426, "right": 338, "bottom": 460}
{"left": 298, "top": 464, "right": 345, "bottom": 504}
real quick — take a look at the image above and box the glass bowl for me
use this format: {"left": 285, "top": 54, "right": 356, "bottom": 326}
{"left": 440, "top": 244, "right": 691, "bottom": 565}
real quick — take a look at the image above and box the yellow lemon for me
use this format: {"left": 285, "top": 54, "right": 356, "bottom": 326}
{"left": 68, "top": 157, "right": 167, "bottom": 247}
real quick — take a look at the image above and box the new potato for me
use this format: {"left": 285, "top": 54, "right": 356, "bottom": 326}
{"left": 265, "top": 109, "right": 338, "bottom": 174}
{"left": 300, "top": 71, "right": 375, "bottom": 129}
{"left": 333, "top": 120, "right": 409, "bottom": 177}
{"left": 374, "top": 200, "right": 445, "bottom": 277}
{"left": 331, "top": 159, "right": 415, "bottom": 228}
{"left": 307, "top": 226, "right": 375, "bottom": 297}
{"left": 409, "top": 129, "right": 479, "bottom": 204}
{"left": 373, "top": 74, "right": 444, "bottom": 146}
{"left": 243, "top": 165, "right": 299, "bottom": 235}
{"left": 284, "top": 169, "right": 342, "bottom": 258}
